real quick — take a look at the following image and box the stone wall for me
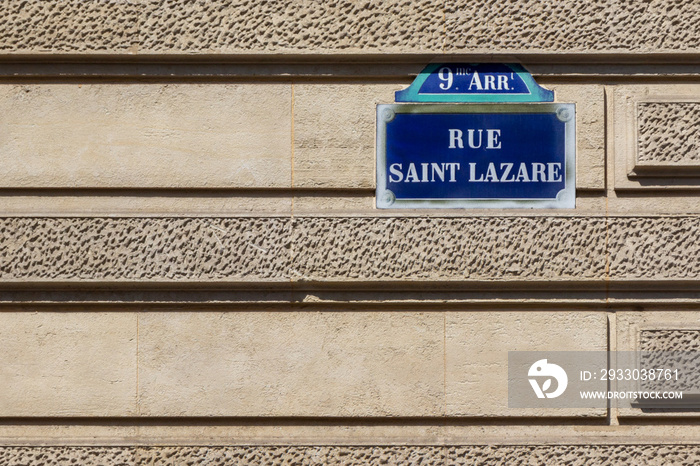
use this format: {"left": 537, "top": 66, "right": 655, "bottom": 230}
{"left": 1, "top": 1, "right": 699, "bottom": 464}
{"left": 1, "top": 0, "right": 699, "bottom": 54}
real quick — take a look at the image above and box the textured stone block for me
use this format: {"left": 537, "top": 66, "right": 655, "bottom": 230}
{"left": 641, "top": 330, "right": 700, "bottom": 353}
{"left": 616, "top": 311, "right": 700, "bottom": 353}
{"left": 0, "top": 217, "right": 290, "bottom": 281}
{"left": 137, "top": 446, "right": 446, "bottom": 465}
{"left": 139, "top": 0, "right": 444, "bottom": 53}
{"left": 0, "top": 0, "right": 444, "bottom": 54}
{"left": 608, "top": 217, "right": 700, "bottom": 279}
{"left": 445, "top": 311, "right": 607, "bottom": 417}
{"left": 0, "top": 312, "right": 136, "bottom": 416}
{"left": 292, "top": 217, "right": 607, "bottom": 281}
{"left": 2, "top": 1, "right": 700, "bottom": 54}
{"left": 1, "top": 216, "right": 697, "bottom": 283}
{"left": 611, "top": 85, "right": 700, "bottom": 190}
{"left": 639, "top": 330, "right": 700, "bottom": 393}
{"left": 637, "top": 102, "right": 700, "bottom": 165}
{"left": 137, "top": 311, "right": 443, "bottom": 416}
{"left": 293, "top": 84, "right": 400, "bottom": 189}
{"left": 615, "top": 311, "right": 700, "bottom": 418}
{"left": 0, "top": 447, "right": 135, "bottom": 466}
{"left": 0, "top": 84, "right": 291, "bottom": 188}
{"left": 445, "top": 0, "right": 700, "bottom": 53}
{"left": 0, "top": 0, "right": 139, "bottom": 53}
{"left": 447, "top": 444, "right": 700, "bottom": 465}
{"left": 2, "top": 445, "right": 700, "bottom": 465}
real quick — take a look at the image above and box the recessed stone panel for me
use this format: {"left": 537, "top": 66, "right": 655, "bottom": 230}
{"left": 611, "top": 86, "right": 700, "bottom": 190}
{"left": 615, "top": 310, "right": 700, "bottom": 418}
{"left": 637, "top": 102, "right": 700, "bottom": 166}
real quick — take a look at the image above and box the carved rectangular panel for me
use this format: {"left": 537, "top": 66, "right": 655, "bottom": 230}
{"left": 636, "top": 102, "right": 700, "bottom": 174}
{"left": 612, "top": 86, "right": 700, "bottom": 190}
{"left": 616, "top": 311, "right": 700, "bottom": 418}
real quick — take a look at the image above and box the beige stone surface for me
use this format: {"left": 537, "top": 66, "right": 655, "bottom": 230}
{"left": 137, "top": 311, "right": 444, "bottom": 416}
{"left": 0, "top": 195, "right": 293, "bottom": 216}
{"left": 604, "top": 196, "right": 700, "bottom": 215}
{"left": 0, "top": 217, "right": 292, "bottom": 281}
{"left": 292, "top": 83, "right": 606, "bottom": 192}
{"left": 1, "top": 216, "right": 697, "bottom": 283}
{"left": 0, "top": 84, "right": 291, "bottom": 188}
{"left": 291, "top": 217, "right": 608, "bottom": 281}
{"left": 445, "top": 311, "right": 607, "bottom": 417}
{"left": 0, "top": 0, "right": 698, "bottom": 454}
{"left": 550, "top": 84, "right": 605, "bottom": 191}
{"left": 7, "top": 422, "right": 700, "bottom": 446}
{"left": 615, "top": 309, "right": 700, "bottom": 419}
{"left": 0, "top": 312, "right": 136, "bottom": 416}
{"left": 637, "top": 102, "right": 700, "bottom": 164}
{"left": 293, "top": 83, "right": 401, "bottom": 189}
{"left": 292, "top": 194, "right": 375, "bottom": 213}
{"left": 1, "top": 1, "right": 699, "bottom": 54}
{"left": 3, "top": 444, "right": 700, "bottom": 465}
{"left": 0, "top": 194, "right": 612, "bottom": 216}
{"left": 610, "top": 85, "right": 700, "bottom": 191}
{"left": 444, "top": 0, "right": 700, "bottom": 53}
{"left": 15, "top": 193, "right": 700, "bottom": 216}
{"left": 607, "top": 217, "right": 700, "bottom": 280}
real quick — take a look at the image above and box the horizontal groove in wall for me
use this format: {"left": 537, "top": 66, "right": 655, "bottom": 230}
{"left": 0, "top": 287, "right": 698, "bottom": 307}
{"left": 3, "top": 53, "right": 700, "bottom": 64}
{"left": 2, "top": 422, "right": 700, "bottom": 447}
{"left": 1, "top": 59, "right": 700, "bottom": 81}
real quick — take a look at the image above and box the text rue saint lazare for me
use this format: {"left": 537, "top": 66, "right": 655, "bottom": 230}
{"left": 388, "top": 128, "right": 563, "bottom": 184}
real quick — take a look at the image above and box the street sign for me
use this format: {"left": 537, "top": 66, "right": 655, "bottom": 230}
{"left": 395, "top": 63, "right": 554, "bottom": 103}
{"left": 376, "top": 103, "right": 575, "bottom": 209}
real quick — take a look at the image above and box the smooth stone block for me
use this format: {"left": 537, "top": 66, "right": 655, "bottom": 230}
{"left": 445, "top": 310, "right": 607, "bottom": 417}
{"left": 138, "top": 311, "right": 444, "bottom": 417}
{"left": 293, "top": 84, "right": 401, "bottom": 188}
{"left": 0, "top": 84, "right": 291, "bottom": 188}
{"left": 0, "top": 312, "right": 136, "bottom": 416}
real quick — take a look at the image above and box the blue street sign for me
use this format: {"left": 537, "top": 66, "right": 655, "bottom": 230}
{"left": 376, "top": 104, "right": 576, "bottom": 209}
{"left": 395, "top": 63, "right": 554, "bottom": 103}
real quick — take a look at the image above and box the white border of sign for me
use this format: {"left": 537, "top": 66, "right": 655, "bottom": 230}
{"left": 376, "top": 103, "right": 576, "bottom": 209}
